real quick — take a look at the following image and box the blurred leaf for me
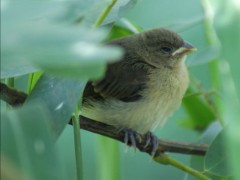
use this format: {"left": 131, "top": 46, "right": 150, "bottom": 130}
{"left": 200, "top": 121, "right": 223, "bottom": 144}
{"left": 1, "top": 104, "right": 67, "bottom": 180}
{"left": 125, "top": 0, "right": 204, "bottom": 30}
{"left": 31, "top": 39, "right": 123, "bottom": 79}
{"left": 118, "top": 18, "right": 142, "bottom": 33}
{"left": 25, "top": 74, "right": 86, "bottom": 138}
{"left": 56, "top": 0, "right": 137, "bottom": 26}
{"left": 55, "top": 0, "right": 108, "bottom": 25}
{"left": 1, "top": 0, "right": 56, "bottom": 78}
{"left": 212, "top": 0, "right": 240, "bottom": 179}
{"left": 185, "top": 122, "right": 222, "bottom": 180}
{"left": 0, "top": 64, "right": 40, "bottom": 79}
{"left": 102, "top": 0, "right": 138, "bottom": 25}
{"left": 212, "top": 0, "right": 240, "bottom": 96}
{"left": 1, "top": 0, "right": 123, "bottom": 79}
{"left": 181, "top": 87, "right": 215, "bottom": 130}
{"left": 204, "top": 128, "right": 230, "bottom": 177}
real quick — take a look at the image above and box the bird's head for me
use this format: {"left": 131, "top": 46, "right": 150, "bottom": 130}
{"left": 139, "top": 28, "right": 196, "bottom": 69}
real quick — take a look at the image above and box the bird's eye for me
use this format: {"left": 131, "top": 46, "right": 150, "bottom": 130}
{"left": 160, "top": 47, "right": 172, "bottom": 53}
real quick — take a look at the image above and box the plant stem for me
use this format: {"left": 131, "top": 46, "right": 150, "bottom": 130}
{"left": 154, "top": 154, "right": 211, "bottom": 180}
{"left": 200, "top": 0, "right": 224, "bottom": 126}
{"left": 73, "top": 107, "right": 83, "bottom": 180}
{"left": 93, "top": 0, "right": 117, "bottom": 28}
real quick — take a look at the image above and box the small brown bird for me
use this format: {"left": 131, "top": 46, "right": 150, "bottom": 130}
{"left": 82, "top": 28, "right": 196, "bottom": 154}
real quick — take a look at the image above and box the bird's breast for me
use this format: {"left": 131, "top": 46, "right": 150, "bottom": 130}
{"left": 140, "top": 65, "right": 189, "bottom": 130}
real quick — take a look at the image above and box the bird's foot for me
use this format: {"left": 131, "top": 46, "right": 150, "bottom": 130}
{"left": 123, "top": 129, "right": 141, "bottom": 152}
{"left": 144, "top": 131, "right": 159, "bottom": 157}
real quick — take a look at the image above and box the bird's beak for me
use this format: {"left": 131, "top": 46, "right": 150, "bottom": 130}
{"left": 172, "top": 41, "right": 197, "bottom": 57}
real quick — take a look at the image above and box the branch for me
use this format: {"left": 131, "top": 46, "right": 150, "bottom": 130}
{"left": 0, "top": 82, "right": 27, "bottom": 106}
{"left": 0, "top": 82, "right": 208, "bottom": 156}
{"left": 78, "top": 116, "right": 207, "bottom": 156}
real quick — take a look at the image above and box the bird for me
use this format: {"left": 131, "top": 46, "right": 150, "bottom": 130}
{"left": 81, "top": 28, "right": 196, "bottom": 155}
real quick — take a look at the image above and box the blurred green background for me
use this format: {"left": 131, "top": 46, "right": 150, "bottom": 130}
{"left": 1, "top": 0, "right": 239, "bottom": 180}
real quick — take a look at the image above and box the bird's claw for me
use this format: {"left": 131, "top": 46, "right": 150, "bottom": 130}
{"left": 123, "top": 129, "right": 159, "bottom": 156}
{"left": 144, "top": 131, "right": 159, "bottom": 157}
{"left": 123, "top": 129, "right": 141, "bottom": 152}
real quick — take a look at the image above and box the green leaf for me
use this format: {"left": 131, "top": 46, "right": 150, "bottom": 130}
{"left": 55, "top": 0, "right": 137, "bottom": 27}
{"left": 212, "top": 0, "right": 240, "bottom": 96}
{"left": 1, "top": 0, "right": 52, "bottom": 78}
{"left": 1, "top": 1, "right": 123, "bottom": 79}
{"left": 102, "top": 0, "right": 138, "bottom": 25}
{"left": 204, "top": 128, "right": 231, "bottom": 177}
{"left": 1, "top": 104, "right": 67, "bottom": 180}
{"left": 186, "top": 122, "right": 223, "bottom": 180}
{"left": 212, "top": 0, "right": 240, "bottom": 179}
{"left": 181, "top": 87, "right": 215, "bottom": 131}
{"left": 106, "top": 24, "right": 135, "bottom": 40}
{"left": 54, "top": 0, "right": 109, "bottom": 25}
{"left": 27, "top": 72, "right": 43, "bottom": 93}
{"left": 25, "top": 74, "right": 86, "bottom": 138}
{"left": 31, "top": 40, "right": 123, "bottom": 79}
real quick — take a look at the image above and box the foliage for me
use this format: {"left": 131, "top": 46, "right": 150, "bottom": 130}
{"left": 1, "top": 0, "right": 239, "bottom": 180}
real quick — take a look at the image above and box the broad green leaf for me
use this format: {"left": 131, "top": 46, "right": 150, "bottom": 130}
{"left": 125, "top": 0, "right": 203, "bottom": 30}
{"left": 1, "top": 0, "right": 123, "bottom": 79}
{"left": 55, "top": 0, "right": 137, "bottom": 27}
{"left": 1, "top": 0, "right": 55, "bottom": 78}
{"left": 1, "top": 104, "right": 67, "bottom": 180}
{"left": 181, "top": 87, "right": 215, "bottom": 131}
{"left": 54, "top": 0, "right": 109, "bottom": 25}
{"left": 31, "top": 40, "right": 123, "bottom": 79}
{"left": 25, "top": 74, "right": 86, "bottom": 138}
{"left": 204, "top": 128, "right": 230, "bottom": 177}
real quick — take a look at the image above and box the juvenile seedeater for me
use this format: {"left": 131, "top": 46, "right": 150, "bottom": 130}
{"left": 82, "top": 28, "right": 196, "bottom": 154}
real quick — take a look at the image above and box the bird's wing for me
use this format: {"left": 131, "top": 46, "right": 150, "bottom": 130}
{"left": 83, "top": 58, "right": 150, "bottom": 102}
